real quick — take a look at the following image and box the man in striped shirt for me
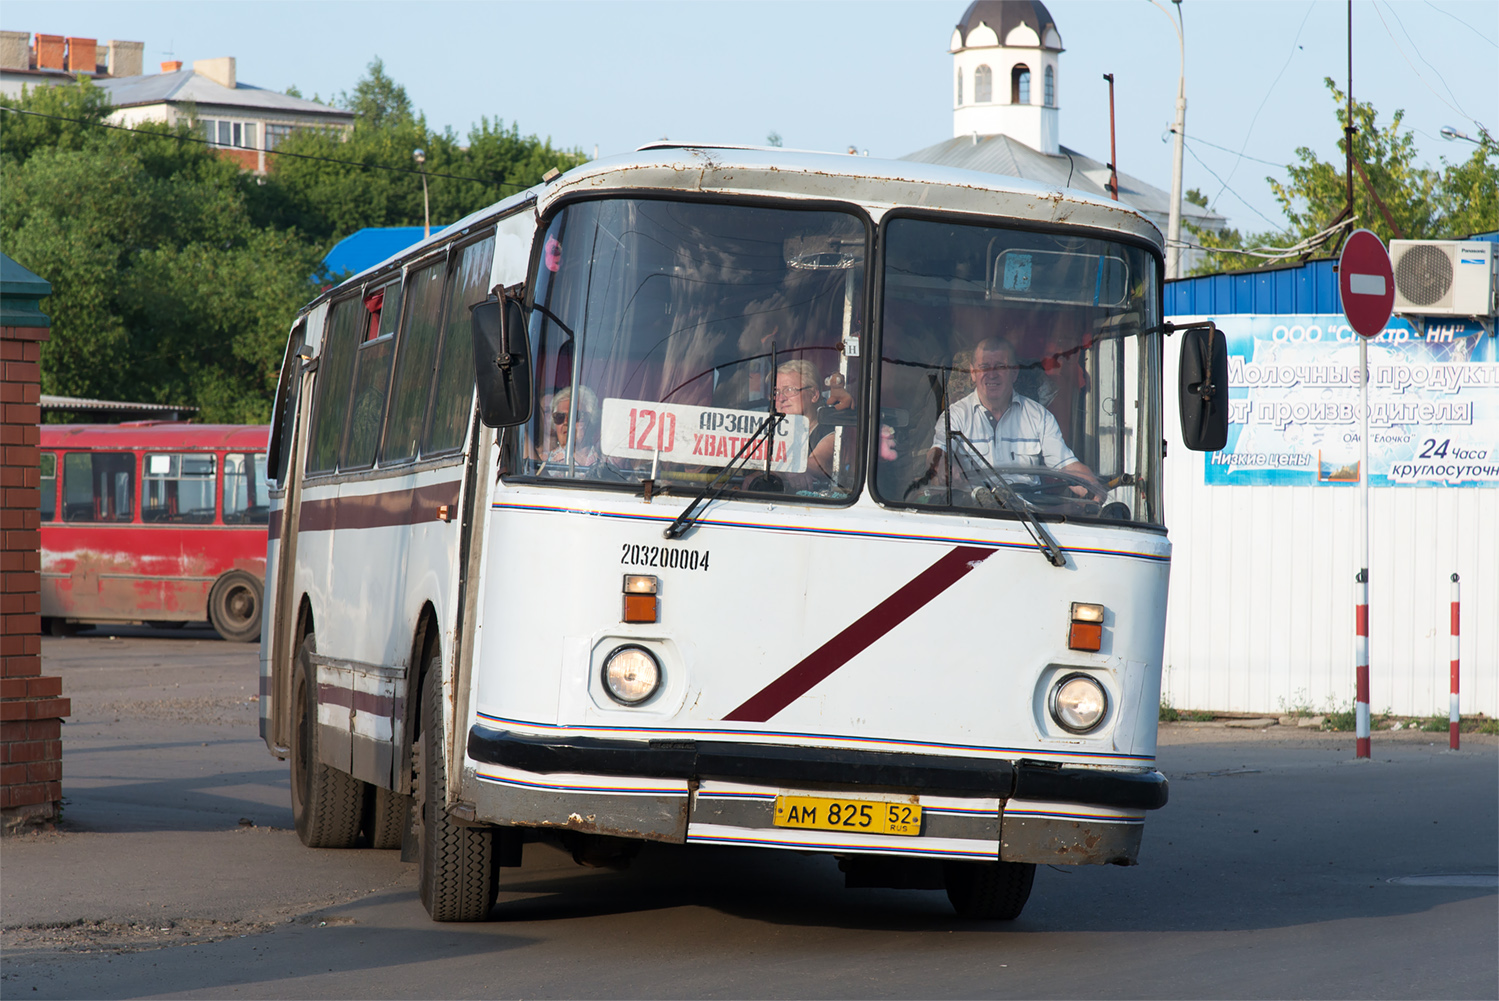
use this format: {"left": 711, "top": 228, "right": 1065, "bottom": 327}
{"left": 926, "top": 336, "right": 1104, "bottom": 498}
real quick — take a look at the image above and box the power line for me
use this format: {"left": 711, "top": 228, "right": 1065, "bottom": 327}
{"left": 1372, "top": 0, "right": 1490, "bottom": 137}
{"left": 0, "top": 106, "right": 530, "bottom": 190}
{"left": 1381, "top": 0, "right": 1474, "bottom": 119}
{"left": 1422, "top": 0, "right": 1498, "bottom": 49}
{"left": 1178, "top": 131, "right": 1288, "bottom": 169}
{"left": 1212, "top": 1, "right": 1315, "bottom": 210}
{"left": 1180, "top": 139, "right": 1288, "bottom": 234}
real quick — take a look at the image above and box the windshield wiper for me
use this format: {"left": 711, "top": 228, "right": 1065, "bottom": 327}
{"left": 946, "top": 430, "right": 1066, "bottom": 568}
{"left": 662, "top": 413, "right": 783, "bottom": 540}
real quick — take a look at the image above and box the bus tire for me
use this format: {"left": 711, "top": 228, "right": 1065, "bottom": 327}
{"left": 417, "top": 658, "right": 496, "bottom": 921}
{"left": 290, "top": 635, "right": 365, "bottom": 849}
{"left": 943, "top": 860, "right": 1036, "bottom": 920}
{"left": 209, "top": 571, "right": 263, "bottom": 643}
{"left": 370, "top": 787, "right": 411, "bottom": 851}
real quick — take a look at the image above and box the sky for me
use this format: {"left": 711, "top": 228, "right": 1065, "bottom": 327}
{"left": 6, "top": 1, "right": 1496, "bottom": 236}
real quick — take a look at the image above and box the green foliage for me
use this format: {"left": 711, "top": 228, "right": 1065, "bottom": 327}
{"left": 1, "top": 80, "right": 324, "bottom": 422}
{"left": 266, "top": 58, "right": 586, "bottom": 248}
{"left": 2, "top": 59, "right": 586, "bottom": 422}
{"left": 1158, "top": 700, "right": 1181, "bottom": 723}
{"left": 1478, "top": 717, "right": 1499, "bottom": 736}
{"left": 1188, "top": 80, "right": 1498, "bottom": 275}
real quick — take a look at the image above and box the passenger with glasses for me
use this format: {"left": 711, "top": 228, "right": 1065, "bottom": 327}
{"left": 540, "top": 385, "right": 601, "bottom": 471}
{"left": 925, "top": 336, "right": 1103, "bottom": 499}
{"left": 774, "top": 359, "right": 836, "bottom": 481}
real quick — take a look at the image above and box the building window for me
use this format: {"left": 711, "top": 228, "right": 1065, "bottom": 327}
{"left": 1012, "top": 64, "right": 1031, "bottom": 105}
{"left": 1045, "top": 66, "right": 1055, "bottom": 107}
{"left": 956, "top": 69, "right": 963, "bottom": 106}
{"left": 201, "top": 118, "right": 259, "bottom": 150}
{"left": 266, "top": 123, "right": 293, "bottom": 150}
{"left": 974, "top": 64, "right": 992, "bottom": 103}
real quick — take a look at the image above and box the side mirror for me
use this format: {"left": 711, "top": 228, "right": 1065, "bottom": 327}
{"left": 1178, "top": 323, "right": 1229, "bottom": 451}
{"left": 471, "top": 295, "right": 533, "bottom": 428}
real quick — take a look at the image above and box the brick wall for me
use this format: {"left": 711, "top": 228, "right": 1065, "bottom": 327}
{"left": 1, "top": 321, "right": 69, "bottom": 833}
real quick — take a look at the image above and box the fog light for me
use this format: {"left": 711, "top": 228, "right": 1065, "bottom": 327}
{"left": 1050, "top": 673, "right": 1108, "bottom": 733}
{"left": 1068, "top": 601, "right": 1105, "bottom": 652}
{"left": 622, "top": 574, "right": 659, "bottom": 623}
{"left": 602, "top": 645, "right": 661, "bottom": 705}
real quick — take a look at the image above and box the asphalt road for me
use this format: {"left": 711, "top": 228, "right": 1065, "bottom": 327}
{"left": 2, "top": 630, "right": 1495, "bottom": 1000}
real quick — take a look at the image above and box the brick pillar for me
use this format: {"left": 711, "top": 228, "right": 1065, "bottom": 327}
{"left": 2, "top": 252, "right": 68, "bottom": 834}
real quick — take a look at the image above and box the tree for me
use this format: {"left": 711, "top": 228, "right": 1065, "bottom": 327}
{"left": 1187, "top": 79, "right": 1497, "bottom": 275}
{"left": 265, "top": 60, "right": 586, "bottom": 253}
{"left": 1, "top": 80, "right": 325, "bottom": 421}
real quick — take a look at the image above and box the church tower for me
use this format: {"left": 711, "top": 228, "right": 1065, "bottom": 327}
{"left": 951, "top": 0, "right": 1063, "bottom": 154}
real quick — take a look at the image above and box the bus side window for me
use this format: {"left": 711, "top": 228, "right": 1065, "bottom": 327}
{"left": 224, "top": 453, "right": 270, "bottom": 525}
{"left": 382, "top": 259, "right": 448, "bottom": 464}
{"left": 143, "top": 453, "right": 216, "bottom": 524}
{"left": 342, "top": 280, "right": 402, "bottom": 469}
{"left": 39, "top": 453, "right": 57, "bottom": 522}
{"left": 424, "top": 235, "right": 495, "bottom": 455}
{"left": 267, "top": 322, "right": 306, "bottom": 486}
{"left": 306, "top": 297, "right": 363, "bottom": 474}
{"left": 63, "top": 452, "right": 136, "bottom": 523}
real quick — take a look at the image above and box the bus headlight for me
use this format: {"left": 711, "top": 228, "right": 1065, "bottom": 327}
{"left": 1050, "top": 673, "right": 1108, "bottom": 733}
{"left": 602, "top": 645, "right": 661, "bottom": 705}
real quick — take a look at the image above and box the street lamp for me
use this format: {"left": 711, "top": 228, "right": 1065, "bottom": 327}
{"left": 1440, "top": 126, "right": 1478, "bottom": 144}
{"left": 1149, "top": 0, "right": 1187, "bottom": 280}
{"left": 413, "top": 148, "right": 430, "bottom": 239}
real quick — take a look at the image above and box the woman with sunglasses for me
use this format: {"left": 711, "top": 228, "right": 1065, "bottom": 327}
{"left": 541, "top": 385, "right": 601, "bottom": 471}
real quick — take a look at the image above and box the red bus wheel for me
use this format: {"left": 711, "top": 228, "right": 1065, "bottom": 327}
{"left": 209, "top": 571, "right": 263, "bottom": 643}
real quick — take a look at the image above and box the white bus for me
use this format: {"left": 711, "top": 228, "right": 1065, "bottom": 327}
{"left": 259, "top": 145, "right": 1227, "bottom": 922}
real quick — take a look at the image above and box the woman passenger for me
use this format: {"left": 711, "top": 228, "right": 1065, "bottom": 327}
{"left": 773, "top": 359, "right": 836, "bottom": 481}
{"left": 541, "top": 385, "right": 601, "bottom": 471}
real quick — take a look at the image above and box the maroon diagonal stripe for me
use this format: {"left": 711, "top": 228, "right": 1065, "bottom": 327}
{"left": 723, "top": 545, "right": 994, "bottom": 722}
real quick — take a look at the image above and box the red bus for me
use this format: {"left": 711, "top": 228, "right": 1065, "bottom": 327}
{"left": 38, "top": 423, "right": 271, "bottom": 642}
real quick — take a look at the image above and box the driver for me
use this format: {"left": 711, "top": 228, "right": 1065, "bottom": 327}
{"left": 926, "top": 336, "right": 1103, "bottom": 498}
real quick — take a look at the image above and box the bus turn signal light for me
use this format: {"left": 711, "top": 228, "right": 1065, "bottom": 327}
{"left": 623, "top": 575, "right": 659, "bottom": 623}
{"left": 1068, "top": 602, "right": 1104, "bottom": 652}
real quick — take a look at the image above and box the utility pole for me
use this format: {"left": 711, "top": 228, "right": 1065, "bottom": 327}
{"left": 413, "top": 148, "right": 430, "bottom": 239}
{"left": 1104, "top": 73, "right": 1120, "bottom": 200}
{"left": 1151, "top": 0, "right": 1188, "bottom": 279}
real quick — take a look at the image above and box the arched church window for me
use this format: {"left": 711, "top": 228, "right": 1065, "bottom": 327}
{"left": 1044, "top": 66, "right": 1055, "bottom": 107}
{"left": 1012, "top": 64, "right": 1031, "bottom": 105}
{"left": 957, "top": 69, "right": 963, "bottom": 105}
{"left": 974, "top": 65, "right": 992, "bottom": 103}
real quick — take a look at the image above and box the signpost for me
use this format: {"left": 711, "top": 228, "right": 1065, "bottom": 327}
{"left": 1339, "top": 229, "right": 1395, "bottom": 760}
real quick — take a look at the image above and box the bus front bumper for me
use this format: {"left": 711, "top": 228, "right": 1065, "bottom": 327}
{"left": 466, "top": 723, "right": 1166, "bottom": 865}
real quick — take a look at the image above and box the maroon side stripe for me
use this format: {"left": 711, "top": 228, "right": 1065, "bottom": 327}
{"left": 723, "top": 545, "right": 994, "bottom": 723}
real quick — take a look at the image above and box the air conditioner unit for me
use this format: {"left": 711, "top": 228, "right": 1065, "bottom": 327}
{"left": 1389, "top": 239, "right": 1497, "bottom": 317}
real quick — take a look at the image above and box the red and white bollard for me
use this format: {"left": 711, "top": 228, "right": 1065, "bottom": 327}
{"left": 1450, "top": 573, "right": 1460, "bottom": 751}
{"left": 1356, "top": 569, "right": 1370, "bottom": 759}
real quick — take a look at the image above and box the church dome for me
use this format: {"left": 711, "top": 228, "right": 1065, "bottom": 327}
{"left": 952, "top": 0, "right": 1062, "bottom": 50}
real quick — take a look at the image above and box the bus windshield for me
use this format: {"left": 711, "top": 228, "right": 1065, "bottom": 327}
{"left": 874, "top": 216, "right": 1163, "bottom": 527}
{"left": 516, "top": 198, "right": 867, "bottom": 501}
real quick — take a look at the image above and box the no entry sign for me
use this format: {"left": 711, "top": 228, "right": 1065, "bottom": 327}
{"left": 1339, "top": 229, "right": 1395, "bottom": 338}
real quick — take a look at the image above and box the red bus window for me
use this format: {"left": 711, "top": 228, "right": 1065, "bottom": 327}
{"left": 39, "top": 453, "right": 57, "bottom": 522}
{"left": 143, "top": 453, "right": 217, "bottom": 524}
{"left": 223, "top": 453, "right": 269, "bottom": 525}
{"left": 62, "top": 452, "right": 135, "bottom": 523}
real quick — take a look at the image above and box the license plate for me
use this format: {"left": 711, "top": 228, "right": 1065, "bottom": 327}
{"left": 772, "top": 795, "right": 922, "bottom": 836}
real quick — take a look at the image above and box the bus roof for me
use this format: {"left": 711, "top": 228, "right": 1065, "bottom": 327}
{"left": 40, "top": 423, "right": 270, "bottom": 452}
{"left": 305, "top": 146, "right": 1164, "bottom": 314}
{"left": 546, "top": 145, "right": 1165, "bottom": 249}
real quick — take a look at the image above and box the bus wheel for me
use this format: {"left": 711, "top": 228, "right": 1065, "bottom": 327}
{"left": 370, "top": 787, "right": 411, "bottom": 851}
{"left": 208, "top": 571, "right": 263, "bottom": 643}
{"left": 943, "top": 860, "right": 1036, "bottom": 920}
{"left": 417, "top": 658, "right": 496, "bottom": 921}
{"left": 290, "top": 635, "right": 364, "bottom": 849}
